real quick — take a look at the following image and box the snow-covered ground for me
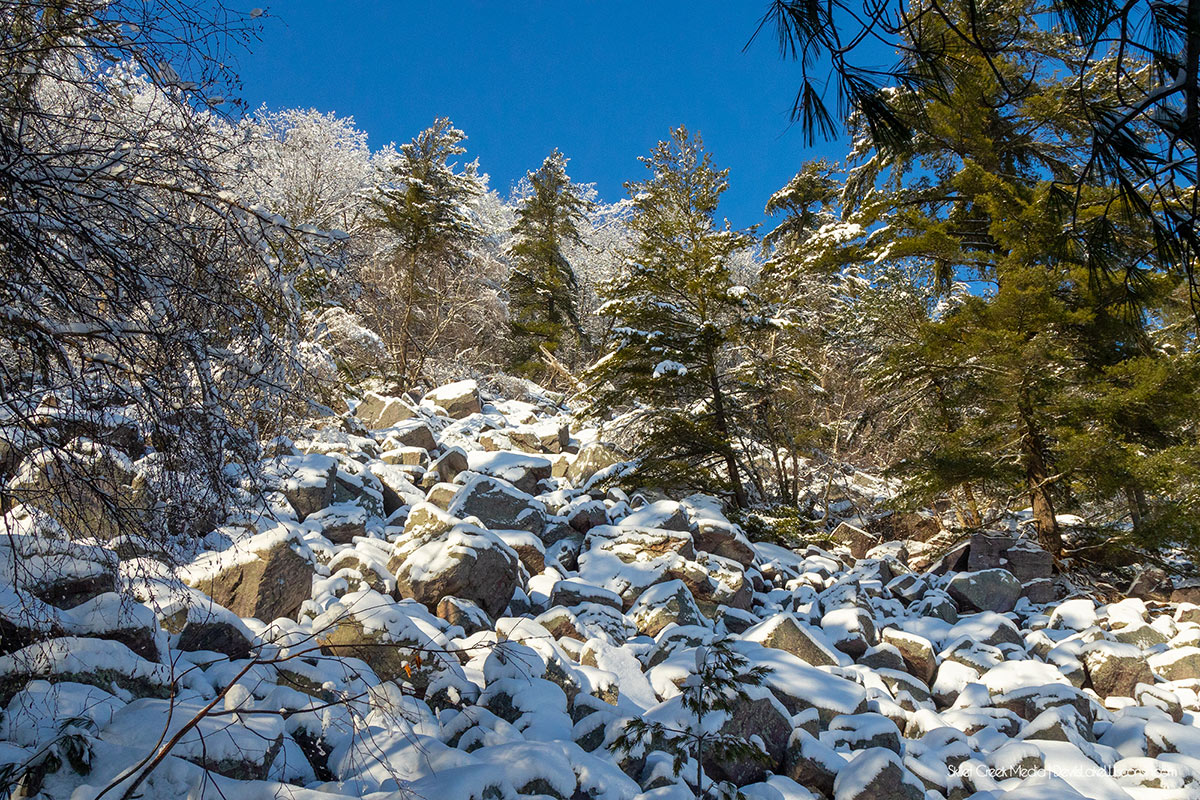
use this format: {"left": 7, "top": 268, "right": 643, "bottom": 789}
{"left": 3, "top": 379, "right": 1200, "bottom": 800}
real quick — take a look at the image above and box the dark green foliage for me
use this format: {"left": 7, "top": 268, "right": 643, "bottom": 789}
{"left": 506, "top": 150, "right": 592, "bottom": 375}
{"left": 367, "top": 118, "right": 485, "bottom": 385}
{"left": 584, "top": 127, "right": 758, "bottom": 507}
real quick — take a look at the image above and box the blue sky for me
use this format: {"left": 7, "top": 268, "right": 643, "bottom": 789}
{"left": 235, "top": 1, "right": 852, "bottom": 231}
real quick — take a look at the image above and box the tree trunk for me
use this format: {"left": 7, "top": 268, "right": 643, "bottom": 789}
{"left": 706, "top": 349, "right": 748, "bottom": 508}
{"left": 398, "top": 249, "right": 419, "bottom": 388}
{"left": 1018, "top": 398, "right": 1061, "bottom": 555}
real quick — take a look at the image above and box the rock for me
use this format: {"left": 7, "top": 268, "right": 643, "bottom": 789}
{"left": 494, "top": 529, "right": 546, "bottom": 576}
{"left": 437, "top": 596, "right": 493, "bottom": 635}
{"left": 0, "top": 535, "right": 118, "bottom": 610}
{"left": 825, "top": 712, "right": 903, "bottom": 754}
{"left": 1049, "top": 598, "right": 1098, "bottom": 631}
{"left": 306, "top": 502, "right": 368, "bottom": 544}
{"left": 1146, "top": 719, "right": 1200, "bottom": 757}
{"left": 910, "top": 588, "right": 958, "bottom": 623}
{"left": 947, "top": 568, "right": 1022, "bottom": 614}
{"left": 183, "top": 528, "right": 314, "bottom": 622}
{"left": 783, "top": 728, "right": 847, "bottom": 795}
{"left": 101, "top": 697, "right": 282, "bottom": 780}
{"left": 1148, "top": 646, "right": 1200, "bottom": 681}
{"left": 427, "top": 446, "right": 469, "bottom": 483}
{"left": 447, "top": 474, "right": 547, "bottom": 536}
{"left": 424, "top": 482, "right": 460, "bottom": 510}
{"left": 1082, "top": 641, "right": 1153, "bottom": 698}
{"left": 356, "top": 392, "right": 416, "bottom": 429}
{"left": 1004, "top": 542, "right": 1054, "bottom": 582}
{"left": 7, "top": 444, "right": 146, "bottom": 542}
{"left": 880, "top": 628, "right": 938, "bottom": 685}
{"left": 567, "top": 499, "right": 608, "bottom": 532}
{"left": 820, "top": 605, "right": 877, "bottom": 659}
{"left": 550, "top": 580, "right": 623, "bottom": 611}
{"left": 423, "top": 379, "right": 482, "bottom": 419}
{"left": 692, "top": 519, "right": 755, "bottom": 567}
{"left": 389, "top": 421, "right": 437, "bottom": 452}
{"left": 743, "top": 613, "right": 843, "bottom": 667}
{"left": 619, "top": 500, "right": 690, "bottom": 532}
{"left": 1169, "top": 579, "right": 1200, "bottom": 605}
{"left": 177, "top": 620, "right": 253, "bottom": 660}
{"left": 467, "top": 451, "right": 552, "bottom": 494}
{"left": 389, "top": 522, "right": 520, "bottom": 617}
{"left": 1020, "top": 578, "right": 1057, "bottom": 605}
{"left": 832, "top": 522, "right": 881, "bottom": 560}
{"left": 1136, "top": 683, "right": 1183, "bottom": 722}
{"left": 271, "top": 454, "right": 337, "bottom": 521}
{"left": 628, "top": 580, "right": 704, "bottom": 636}
{"left": 832, "top": 747, "right": 926, "bottom": 800}
{"left": 967, "top": 531, "right": 1014, "bottom": 571}
{"left": 704, "top": 687, "right": 792, "bottom": 785}
{"left": 565, "top": 441, "right": 624, "bottom": 487}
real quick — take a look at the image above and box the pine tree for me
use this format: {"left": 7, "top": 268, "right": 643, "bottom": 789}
{"left": 815, "top": 0, "right": 1200, "bottom": 556}
{"left": 584, "top": 127, "right": 757, "bottom": 507}
{"left": 368, "top": 118, "right": 485, "bottom": 386}
{"left": 610, "top": 637, "right": 772, "bottom": 799}
{"left": 506, "top": 149, "right": 593, "bottom": 374}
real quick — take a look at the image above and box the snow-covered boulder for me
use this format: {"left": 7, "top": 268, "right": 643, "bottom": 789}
{"left": 182, "top": 525, "right": 314, "bottom": 622}
{"left": 447, "top": 474, "right": 547, "bottom": 537}
{"left": 629, "top": 579, "right": 705, "bottom": 636}
{"left": 423, "top": 379, "right": 482, "bottom": 419}
{"left": 467, "top": 450, "right": 552, "bottom": 495}
{"left": 266, "top": 453, "right": 337, "bottom": 521}
{"left": 832, "top": 747, "right": 926, "bottom": 800}
{"left": 565, "top": 441, "right": 624, "bottom": 487}
{"left": 742, "top": 613, "right": 846, "bottom": 667}
{"left": 947, "top": 568, "right": 1022, "bottom": 613}
{"left": 356, "top": 391, "right": 417, "bottom": 429}
{"left": 389, "top": 521, "right": 520, "bottom": 617}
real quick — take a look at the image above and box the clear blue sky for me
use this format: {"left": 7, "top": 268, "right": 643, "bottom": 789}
{"left": 235, "top": 1, "right": 851, "bottom": 230}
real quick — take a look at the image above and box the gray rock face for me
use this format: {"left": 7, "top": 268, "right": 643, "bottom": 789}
{"left": 831, "top": 522, "right": 881, "bottom": 559}
{"left": 186, "top": 531, "right": 314, "bottom": 622}
{"left": 628, "top": 579, "right": 704, "bottom": 636}
{"left": 744, "top": 613, "right": 842, "bottom": 667}
{"left": 389, "top": 523, "right": 520, "bottom": 617}
{"left": 447, "top": 474, "right": 547, "bottom": 536}
{"left": 389, "top": 421, "right": 437, "bottom": 452}
{"left": 704, "top": 689, "right": 792, "bottom": 785}
{"left": 693, "top": 520, "right": 755, "bottom": 567}
{"left": 947, "top": 568, "right": 1022, "bottom": 613}
{"left": 833, "top": 747, "right": 926, "bottom": 800}
{"left": 275, "top": 454, "right": 337, "bottom": 521}
{"left": 1083, "top": 642, "right": 1153, "bottom": 698}
{"left": 423, "top": 379, "right": 482, "bottom": 418}
{"left": 428, "top": 446, "right": 469, "bottom": 483}
{"left": 356, "top": 392, "right": 417, "bottom": 429}
{"left": 565, "top": 441, "right": 624, "bottom": 487}
{"left": 783, "top": 728, "right": 846, "bottom": 795}
{"left": 880, "top": 628, "right": 938, "bottom": 685}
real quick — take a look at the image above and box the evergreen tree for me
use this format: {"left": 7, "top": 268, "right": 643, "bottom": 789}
{"left": 506, "top": 149, "right": 593, "bottom": 374}
{"left": 584, "top": 127, "right": 757, "bottom": 507}
{"left": 812, "top": 0, "right": 1200, "bottom": 555}
{"left": 368, "top": 118, "right": 485, "bottom": 386}
{"left": 610, "top": 637, "right": 771, "bottom": 799}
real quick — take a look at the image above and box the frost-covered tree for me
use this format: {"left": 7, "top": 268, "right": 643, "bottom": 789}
{"left": 506, "top": 149, "right": 593, "bottom": 375}
{"left": 1, "top": 1, "right": 307, "bottom": 546}
{"left": 365, "top": 118, "right": 487, "bottom": 386}
{"left": 584, "top": 127, "right": 758, "bottom": 507}
{"left": 238, "top": 108, "right": 376, "bottom": 304}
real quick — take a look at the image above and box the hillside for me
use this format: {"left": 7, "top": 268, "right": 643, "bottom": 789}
{"left": 3, "top": 379, "right": 1200, "bottom": 800}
